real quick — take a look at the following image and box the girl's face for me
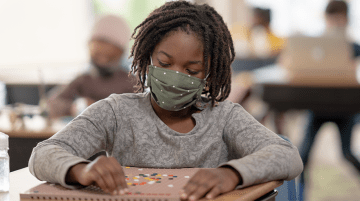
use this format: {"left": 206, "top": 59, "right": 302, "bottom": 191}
{"left": 151, "top": 31, "right": 206, "bottom": 80}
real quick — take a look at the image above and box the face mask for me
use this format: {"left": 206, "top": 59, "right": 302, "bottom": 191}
{"left": 147, "top": 65, "right": 208, "bottom": 111}
{"left": 91, "top": 58, "right": 124, "bottom": 77}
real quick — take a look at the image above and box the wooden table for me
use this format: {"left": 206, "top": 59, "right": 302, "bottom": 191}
{"left": 0, "top": 129, "right": 56, "bottom": 172}
{"left": 257, "top": 83, "right": 360, "bottom": 115}
{"left": 252, "top": 65, "right": 360, "bottom": 115}
{"left": 2, "top": 129, "right": 56, "bottom": 138}
{"left": 3, "top": 168, "right": 283, "bottom": 201}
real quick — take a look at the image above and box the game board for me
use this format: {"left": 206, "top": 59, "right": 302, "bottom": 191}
{"left": 20, "top": 167, "right": 203, "bottom": 201}
{"left": 20, "top": 167, "right": 283, "bottom": 201}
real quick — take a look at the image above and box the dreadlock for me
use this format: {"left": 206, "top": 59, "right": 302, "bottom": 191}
{"left": 130, "top": 1, "right": 235, "bottom": 106}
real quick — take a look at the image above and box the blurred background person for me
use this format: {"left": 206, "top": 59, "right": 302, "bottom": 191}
{"left": 47, "top": 15, "right": 135, "bottom": 119}
{"left": 298, "top": 1, "right": 360, "bottom": 200}
{"left": 248, "top": 7, "right": 286, "bottom": 58}
{"left": 228, "top": 6, "right": 286, "bottom": 124}
{"left": 230, "top": 6, "right": 286, "bottom": 59}
{"left": 323, "top": 0, "right": 360, "bottom": 56}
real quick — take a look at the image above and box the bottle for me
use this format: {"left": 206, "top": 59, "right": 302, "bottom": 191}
{"left": 0, "top": 132, "right": 9, "bottom": 192}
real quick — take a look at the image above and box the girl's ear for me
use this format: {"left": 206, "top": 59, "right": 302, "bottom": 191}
{"left": 204, "top": 78, "right": 210, "bottom": 91}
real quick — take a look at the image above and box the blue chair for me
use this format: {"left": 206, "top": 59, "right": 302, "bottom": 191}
{"left": 275, "top": 135, "right": 298, "bottom": 201}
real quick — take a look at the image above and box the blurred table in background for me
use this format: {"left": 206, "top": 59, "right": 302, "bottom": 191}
{"left": 0, "top": 103, "right": 67, "bottom": 172}
{"left": 1, "top": 128, "right": 56, "bottom": 172}
{"left": 257, "top": 83, "right": 360, "bottom": 115}
{"left": 253, "top": 65, "right": 360, "bottom": 115}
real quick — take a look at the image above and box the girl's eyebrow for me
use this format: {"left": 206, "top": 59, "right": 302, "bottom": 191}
{"left": 158, "top": 51, "right": 172, "bottom": 58}
{"left": 188, "top": 60, "right": 202, "bottom": 64}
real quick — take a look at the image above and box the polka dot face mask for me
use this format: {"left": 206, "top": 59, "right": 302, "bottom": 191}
{"left": 147, "top": 65, "right": 208, "bottom": 111}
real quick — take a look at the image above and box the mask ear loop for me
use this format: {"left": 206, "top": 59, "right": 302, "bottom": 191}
{"left": 150, "top": 56, "right": 154, "bottom": 66}
{"left": 204, "top": 73, "right": 210, "bottom": 80}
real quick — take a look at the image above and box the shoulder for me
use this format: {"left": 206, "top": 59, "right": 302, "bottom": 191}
{"left": 205, "top": 100, "right": 245, "bottom": 119}
{"left": 104, "top": 92, "right": 149, "bottom": 110}
{"left": 68, "top": 73, "right": 91, "bottom": 85}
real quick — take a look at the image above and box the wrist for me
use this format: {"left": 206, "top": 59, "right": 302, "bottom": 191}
{"left": 65, "top": 163, "right": 88, "bottom": 184}
{"left": 220, "top": 166, "right": 243, "bottom": 185}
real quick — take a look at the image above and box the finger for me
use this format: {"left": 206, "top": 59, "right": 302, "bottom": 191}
{"left": 88, "top": 170, "right": 110, "bottom": 193}
{"left": 187, "top": 182, "right": 216, "bottom": 201}
{"left": 181, "top": 179, "right": 201, "bottom": 200}
{"left": 94, "top": 165, "right": 118, "bottom": 194}
{"left": 205, "top": 184, "right": 223, "bottom": 200}
{"left": 108, "top": 157, "right": 128, "bottom": 192}
{"left": 182, "top": 170, "right": 221, "bottom": 200}
{"left": 181, "top": 170, "right": 207, "bottom": 199}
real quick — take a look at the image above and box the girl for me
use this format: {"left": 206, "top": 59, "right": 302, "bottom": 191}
{"left": 29, "top": 1, "right": 303, "bottom": 200}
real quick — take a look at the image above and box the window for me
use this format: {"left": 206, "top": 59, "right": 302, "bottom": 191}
{"left": 0, "top": 0, "right": 92, "bottom": 84}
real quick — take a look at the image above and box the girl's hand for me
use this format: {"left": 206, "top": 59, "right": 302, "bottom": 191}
{"left": 65, "top": 156, "right": 128, "bottom": 195}
{"left": 179, "top": 167, "right": 242, "bottom": 201}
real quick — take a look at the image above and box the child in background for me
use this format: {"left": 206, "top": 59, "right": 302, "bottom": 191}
{"left": 29, "top": 1, "right": 303, "bottom": 200}
{"left": 47, "top": 15, "right": 135, "bottom": 119}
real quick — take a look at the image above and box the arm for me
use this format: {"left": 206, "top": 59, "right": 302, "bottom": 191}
{"left": 221, "top": 103, "right": 303, "bottom": 188}
{"left": 29, "top": 97, "right": 118, "bottom": 189}
{"left": 47, "top": 76, "right": 84, "bottom": 118}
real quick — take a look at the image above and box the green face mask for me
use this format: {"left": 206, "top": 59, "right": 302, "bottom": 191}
{"left": 147, "top": 65, "right": 208, "bottom": 111}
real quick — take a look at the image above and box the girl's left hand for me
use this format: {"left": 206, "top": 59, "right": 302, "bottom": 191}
{"left": 179, "top": 167, "right": 242, "bottom": 201}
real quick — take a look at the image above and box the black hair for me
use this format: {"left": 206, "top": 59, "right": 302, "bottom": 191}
{"left": 326, "top": 0, "right": 348, "bottom": 16}
{"left": 129, "top": 1, "right": 235, "bottom": 106}
{"left": 253, "top": 7, "right": 271, "bottom": 25}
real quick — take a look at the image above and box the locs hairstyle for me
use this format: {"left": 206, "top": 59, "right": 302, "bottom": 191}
{"left": 130, "top": 1, "right": 235, "bottom": 106}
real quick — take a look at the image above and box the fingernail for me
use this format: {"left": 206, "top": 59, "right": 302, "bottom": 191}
{"left": 189, "top": 195, "right": 196, "bottom": 201}
{"left": 124, "top": 188, "right": 129, "bottom": 193}
{"left": 120, "top": 190, "right": 124, "bottom": 195}
{"left": 180, "top": 193, "right": 187, "bottom": 199}
{"left": 206, "top": 194, "right": 212, "bottom": 199}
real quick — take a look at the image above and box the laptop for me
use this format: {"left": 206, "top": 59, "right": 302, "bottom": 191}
{"left": 280, "top": 35, "right": 358, "bottom": 85}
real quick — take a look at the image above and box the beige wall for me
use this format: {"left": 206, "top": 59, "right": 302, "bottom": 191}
{"left": 195, "top": 0, "right": 251, "bottom": 27}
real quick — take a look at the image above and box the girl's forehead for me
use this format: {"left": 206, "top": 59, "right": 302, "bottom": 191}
{"left": 161, "top": 29, "right": 203, "bottom": 46}
{"left": 155, "top": 31, "right": 203, "bottom": 52}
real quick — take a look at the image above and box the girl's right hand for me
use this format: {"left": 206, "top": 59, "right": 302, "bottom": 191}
{"left": 65, "top": 156, "right": 128, "bottom": 195}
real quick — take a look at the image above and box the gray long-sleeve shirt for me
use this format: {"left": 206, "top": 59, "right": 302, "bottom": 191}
{"left": 29, "top": 92, "right": 303, "bottom": 189}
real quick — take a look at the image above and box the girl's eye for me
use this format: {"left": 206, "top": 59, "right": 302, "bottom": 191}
{"left": 158, "top": 61, "right": 170, "bottom": 67}
{"left": 186, "top": 69, "right": 199, "bottom": 75}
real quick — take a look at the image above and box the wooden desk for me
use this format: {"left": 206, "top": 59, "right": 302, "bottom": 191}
{"left": 1, "top": 129, "right": 56, "bottom": 172}
{"left": 5, "top": 168, "right": 283, "bottom": 201}
{"left": 252, "top": 65, "right": 360, "bottom": 114}
{"left": 3, "top": 129, "right": 55, "bottom": 138}
{"left": 256, "top": 83, "right": 360, "bottom": 115}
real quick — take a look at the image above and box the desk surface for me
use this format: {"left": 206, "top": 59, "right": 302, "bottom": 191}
{"left": 6, "top": 167, "right": 283, "bottom": 201}
{"left": 253, "top": 66, "right": 360, "bottom": 114}
{"left": 1, "top": 129, "right": 56, "bottom": 138}
{"left": 256, "top": 83, "right": 360, "bottom": 114}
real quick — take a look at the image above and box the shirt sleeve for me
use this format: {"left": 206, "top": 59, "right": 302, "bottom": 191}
{"left": 219, "top": 103, "right": 303, "bottom": 188}
{"left": 47, "top": 76, "right": 84, "bottom": 118}
{"left": 29, "top": 98, "right": 118, "bottom": 189}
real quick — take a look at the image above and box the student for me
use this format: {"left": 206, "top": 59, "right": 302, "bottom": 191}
{"left": 47, "top": 15, "right": 135, "bottom": 119}
{"left": 298, "top": 1, "right": 360, "bottom": 201}
{"left": 29, "top": 2, "right": 303, "bottom": 200}
{"left": 230, "top": 7, "right": 286, "bottom": 58}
